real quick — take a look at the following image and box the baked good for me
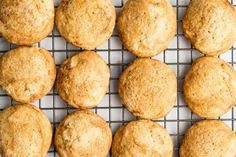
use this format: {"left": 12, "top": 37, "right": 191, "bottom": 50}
{"left": 183, "top": 0, "right": 236, "bottom": 56}
{"left": 180, "top": 120, "right": 236, "bottom": 157}
{"left": 184, "top": 56, "right": 236, "bottom": 118}
{"left": 117, "top": 0, "right": 176, "bottom": 57}
{"left": 0, "top": 0, "right": 54, "bottom": 45}
{"left": 56, "top": 51, "right": 110, "bottom": 109}
{"left": 0, "top": 104, "right": 52, "bottom": 157}
{"left": 55, "top": 110, "right": 112, "bottom": 157}
{"left": 0, "top": 46, "right": 56, "bottom": 103}
{"left": 119, "top": 58, "right": 177, "bottom": 119}
{"left": 112, "top": 120, "right": 173, "bottom": 157}
{"left": 55, "top": 0, "right": 116, "bottom": 50}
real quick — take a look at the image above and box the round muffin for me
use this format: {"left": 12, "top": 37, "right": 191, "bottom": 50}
{"left": 184, "top": 57, "right": 236, "bottom": 118}
{"left": 55, "top": 110, "right": 112, "bottom": 157}
{"left": 0, "top": 46, "right": 56, "bottom": 103}
{"left": 119, "top": 58, "right": 177, "bottom": 119}
{"left": 117, "top": 0, "right": 176, "bottom": 57}
{"left": 56, "top": 51, "right": 110, "bottom": 109}
{"left": 180, "top": 120, "right": 236, "bottom": 157}
{"left": 112, "top": 120, "right": 173, "bottom": 157}
{"left": 0, "top": 0, "right": 54, "bottom": 45}
{"left": 0, "top": 104, "right": 52, "bottom": 157}
{"left": 183, "top": 0, "right": 236, "bottom": 56}
{"left": 56, "top": 0, "right": 116, "bottom": 50}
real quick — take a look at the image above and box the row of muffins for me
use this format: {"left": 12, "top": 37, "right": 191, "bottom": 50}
{"left": 1, "top": 0, "right": 236, "bottom": 57}
{"left": 2, "top": 45, "right": 235, "bottom": 120}
{"left": 1, "top": 104, "right": 235, "bottom": 157}
{"left": 180, "top": 0, "right": 236, "bottom": 153}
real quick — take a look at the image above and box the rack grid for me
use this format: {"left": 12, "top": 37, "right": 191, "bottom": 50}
{"left": 0, "top": 0, "right": 235, "bottom": 156}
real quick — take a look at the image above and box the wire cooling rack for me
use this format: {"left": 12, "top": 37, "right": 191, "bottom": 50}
{"left": 0, "top": 0, "right": 236, "bottom": 156}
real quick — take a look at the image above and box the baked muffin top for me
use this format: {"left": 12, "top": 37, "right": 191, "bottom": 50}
{"left": 112, "top": 120, "right": 173, "bottom": 157}
{"left": 0, "top": 0, "right": 54, "bottom": 45}
{"left": 117, "top": 0, "right": 176, "bottom": 57}
{"left": 119, "top": 58, "right": 177, "bottom": 119}
{"left": 56, "top": 51, "right": 110, "bottom": 109}
{"left": 56, "top": 0, "right": 116, "bottom": 50}
{"left": 180, "top": 120, "right": 236, "bottom": 157}
{"left": 0, "top": 104, "right": 52, "bottom": 157}
{"left": 0, "top": 46, "right": 56, "bottom": 103}
{"left": 183, "top": 0, "right": 236, "bottom": 56}
{"left": 184, "top": 56, "right": 236, "bottom": 118}
{"left": 55, "top": 110, "right": 112, "bottom": 157}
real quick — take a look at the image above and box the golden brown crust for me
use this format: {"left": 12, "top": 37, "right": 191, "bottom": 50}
{"left": 117, "top": 0, "right": 176, "bottom": 57}
{"left": 0, "top": 46, "right": 56, "bottom": 103}
{"left": 55, "top": 0, "right": 116, "bottom": 50}
{"left": 0, "top": 0, "right": 54, "bottom": 45}
{"left": 180, "top": 120, "right": 236, "bottom": 157}
{"left": 56, "top": 51, "right": 110, "bottom": 109}
{"left": 55, "top": 110, "right": 112, "bottom": 157}
{"left": 0, "top": 104, "right": 52, "bottom": 157}
{"left": 112, "top": 120, "right": 173, "bottom": 157}
{"left": 119, "top": 58, "right": 177, "bottom": 119}
{"left": 184, "top": 57, "right": 236, "bottom": 118}
{"left": 183, "top": 0, "right": 236, "bottom": 56}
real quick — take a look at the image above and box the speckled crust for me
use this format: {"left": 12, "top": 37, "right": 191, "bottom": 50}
{"left": 117, "top": 0, "right": 176, "bottom": 57}
{"left": 0, "top": 46, "right": 56, "bottom": 103}
{"left": 184, "top": 57, "right": 236, "bottom": 118}
{"left": 180, "top": 120, "right": 236, "bottom": 157}
{"left": 55, "top": 0, "right": 116, "bottom": 50}
{"left": 55, "top": 110, "right": 112, "bottom": 157}
{"left": 0, "top": 104, "right": 52, "bottom": 157}
{"left": 119, "top": 58, "right": 177, "bottom": 119}
{"left": 183, "top": 0, "right": 236, "bottom": 56}
{"left": 112, "top": 120, "right": 173, "bottom": 157}
{"left": 56, "top": 51, "right": 110, "bottom": 109}
{"left": 0, "top": 0, "right": 54, "bottom": 45}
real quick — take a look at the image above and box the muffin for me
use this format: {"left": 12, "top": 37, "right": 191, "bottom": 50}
{"left": 183, "top": 0, "right": 236, "bottom": 56}
{"left": 56, "top": 0, "right": 116, "bottom": 50}
{"left": 180, "top": 120, "right": 236, "bottom": 157}
{"left": 112, "top": 120, "right": 173, "bottom": 157}
{"left": 0, "top": 0, "right": 54, "bottom": 45}
{"left": 184, "top": 57, "right": 236, "bottom": 118}
{"left": 56, "top": 51, "right": 110, "bottom": 109}
{"left": 119, "top": 58, "right": 177, "bottom": 119}
{"left": 0, "top": 46, "right": 56, "bottom": 103}
{"left": 0, "top": 104, "right": 52, "bottom": 157}
{"left": 117, "top": 0, "right": 176, "bottom": 57}
{"left": 55, "top": 110, "right": 112, "bottom": 157}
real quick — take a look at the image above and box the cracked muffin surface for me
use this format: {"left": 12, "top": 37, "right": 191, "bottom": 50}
{"left": 112, "top": 120, "right": 173, "bottom": 157}
{"left": 117, "top": 0, "right": 176, "bottom": 57}
{"left": 0, "top": 0, "right": 54, "bottom": 45}
{"left": 183, "top": 0, "right": 236, "bottom": 56}
{"left": 55, "top": 110, "right": 112, "bottom": 157}
{"left": 56, "top": 0, "right": 116, "bottom": 50}
{"left": 56, "top": 51, "right": 110, "bottom": 109}
{"left": 0, "top": 104, "right": 52, "bottom": 157}
{"left": 180, "top": 120, "right": 236, "bottom": 157}
{"left": 0, "top": 46, "right": 56, "bottom": 103}
{"left": 184, "top": 56, "right": 236, "bottom": 118}
{"left": 119, "top": 58, "right": 177, "bottom": 119}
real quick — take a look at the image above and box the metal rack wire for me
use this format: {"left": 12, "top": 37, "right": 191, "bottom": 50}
{"left": 0, "top": 0, "right": 235, "bottom": 156}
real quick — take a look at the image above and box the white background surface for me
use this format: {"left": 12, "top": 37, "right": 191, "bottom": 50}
{"left": 0, "top": 0, "right": 235, "bottom": 156}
